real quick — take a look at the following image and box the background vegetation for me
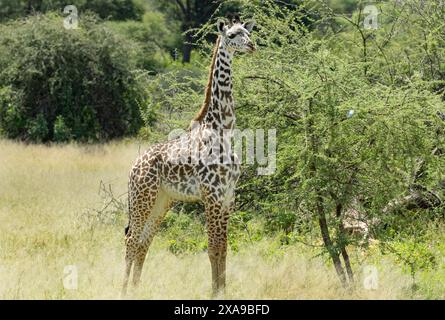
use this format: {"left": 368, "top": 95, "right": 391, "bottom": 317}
{"left": 1, "top": 0, "right": 445, "bottom": 298}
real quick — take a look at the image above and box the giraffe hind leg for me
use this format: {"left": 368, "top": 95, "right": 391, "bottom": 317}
{"left": 123, "top": 185, "right": 171, "bottom": 295}
{"left": 122, "top": 164, "right": 161, "bottom": 296}
{"left": 131, "top": 191, "right": 170, "bottom": 287}
{"left": 122, "top": 252, "right": 133, "bottom": 297}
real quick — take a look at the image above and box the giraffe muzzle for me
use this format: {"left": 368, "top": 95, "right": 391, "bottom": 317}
{"left": 247, "top": 43, "right": 256, "bottom": 53}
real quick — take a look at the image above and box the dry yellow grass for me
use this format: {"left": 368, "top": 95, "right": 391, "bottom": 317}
{"left": 0, "top": 139, "right": 421, "bottom": 299}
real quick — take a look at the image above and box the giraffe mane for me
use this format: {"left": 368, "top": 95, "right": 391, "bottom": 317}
{"left": 192, "top": 36, "right": 221, "bottom": 123}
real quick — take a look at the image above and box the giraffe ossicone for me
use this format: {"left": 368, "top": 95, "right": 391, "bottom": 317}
{"left": 122, "top": 17, "right": 256, "bottom": 298}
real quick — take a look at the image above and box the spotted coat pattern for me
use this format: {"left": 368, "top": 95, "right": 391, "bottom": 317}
{"left": 122, "top": 18, "right": 256, "bottom": 297}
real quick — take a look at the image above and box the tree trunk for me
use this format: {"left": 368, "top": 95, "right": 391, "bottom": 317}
{"left": 317, "top": 196, "right": 348, "bottom": 286}
{"left": 336, "top": 204, "right": 354, "bottom": 283}
{"left": 306, "top": 97, "right": 348, "bottom": 287}
{"left": 182, "top": 30, "right": 193, "bottom": 63}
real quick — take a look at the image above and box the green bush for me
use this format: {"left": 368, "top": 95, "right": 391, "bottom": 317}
{"left": 27, "top": 113, "right": 49, "bottom": 143}
{"left": 0, "top": 0, "right": 144, "bottom": 22}
{"left": 0, "top": 13, "right": 147, "bottom": 142}
{"left": 137, "top": 63, "right": 206, "bottom": 139}
{"left": 160, "top": 211, "right": 207, "bottom": 255}
{"left": 53, "top": 115, "right": 72, "bottom": 142}
{"left": 105, "top": 10, "right": 178, "bottom": 72}
{"left": 80, "top": 0, "right": 144, "bottom": 21}
{"left": 0, "top": 86, "right": 24, "bottom": 139}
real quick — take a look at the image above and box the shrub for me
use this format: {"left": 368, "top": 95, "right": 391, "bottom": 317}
{"left": 27, "top": 113, "right": 49, "bottom": 143}
{"left": 53, "top": 115, "right": 72, "bottom": 142}
{"left": 0, "top": 86, "right": 24, "bottom": 139}
{"left": 0, "top": 13, "right": 147, "bottom": 142}
{"left": 0, "top": 0, "right": 144, "bottom": 22}
{"left": 105, "top": 10, "right": 180, "bottom": 72}
{"left": 160, "top": 211, "right": 207, "bottom": 255}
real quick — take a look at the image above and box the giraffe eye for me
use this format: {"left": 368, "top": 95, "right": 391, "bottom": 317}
{"left": 228, "top": 34, "right": 236, "bottom": 39}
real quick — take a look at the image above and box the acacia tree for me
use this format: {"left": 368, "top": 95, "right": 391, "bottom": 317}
{"left": 233, "top": 0, "right": 445, "bottom": 285}
{"left": 140, "top": 0, "right": 445, "bottom": 286}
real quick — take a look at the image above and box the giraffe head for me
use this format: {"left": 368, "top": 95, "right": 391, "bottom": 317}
{"left": 217, "top": 17, "right": 256, "bottom": 53}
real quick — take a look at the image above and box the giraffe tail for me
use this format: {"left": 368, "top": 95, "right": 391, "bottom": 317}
{"left": 125, "top": 183, "right": 131, "bottom": 237}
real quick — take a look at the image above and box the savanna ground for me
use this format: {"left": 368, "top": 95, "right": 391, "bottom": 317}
{"left": 1, "top": 139, "right": 443, "bottom": 299}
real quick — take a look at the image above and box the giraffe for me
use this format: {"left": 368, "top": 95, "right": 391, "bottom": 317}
{"left": 122, "top": 16, "right": 256, "bottom": 297}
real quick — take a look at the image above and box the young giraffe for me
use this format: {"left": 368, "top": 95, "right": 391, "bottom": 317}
{"left": 122, "top": 17, "right": 256, "bottom": 297}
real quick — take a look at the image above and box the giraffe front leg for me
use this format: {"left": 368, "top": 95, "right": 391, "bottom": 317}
{"left": 205, "top": 201, "right": 230, "bottom": 298}
{"left": 208, "top": 231, "right": 228, "bottom": 297}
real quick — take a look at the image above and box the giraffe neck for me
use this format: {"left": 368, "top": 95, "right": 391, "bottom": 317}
{"left": 202, "top": 40, "right": 235, "bottom": 131}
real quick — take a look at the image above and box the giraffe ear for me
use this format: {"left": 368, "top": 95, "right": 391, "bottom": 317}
{"left": 216, "top": 19, "right": 227, "bottom": 35}
{"left": 242, "top": 20, "right": 255, "bottom": 32}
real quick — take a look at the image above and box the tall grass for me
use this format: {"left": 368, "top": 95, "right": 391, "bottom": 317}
{"left": 0, "top": 140, "right": 435, "bottom": 299}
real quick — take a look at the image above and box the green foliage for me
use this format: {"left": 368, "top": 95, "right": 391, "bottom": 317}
{"left": 0, "top": 86, "right": 24, "bottom": 139}
{"left": 53, "top": 115, "right": 72, "bottom": 142}
{"left": 138, "top": 63, "right": 206, "bottom": 139}
{"left": 139, "top": 0, "right": 445, "bottom": 279}
{"left": 27, "top": 113, "right": 49, "bottom": 143}
{"left": 228, "top": 211, "right": 264, "bottom": 251}
{"left": 105, "top": 10, "right": 178, "bottom": 72}
{"left": 391, "top": 239, "right": 437, "bottom": 277}
{"left": 159, "top": 210, "right": 266, "bottom": 255}
{"left": 160, "top": 211, "right": 208, "bottom": 255}
{"left": 0, "top": 13, "right": 147, "bottom": 142}
{"left": 327, "top": 0, "right": 357, "bottom": 13}
{"left": 264, "top": 209, "right": 297, "bottom": 235}
{"left": 80, "top": 0, "right": 144, "bottom": 21}
{"left": 0, "top": 0, "right": 144, "bottom": 22}
{"left": 231, "top": 0, "right": 445, "bottom": 238}
{"left": 153, "top": 0, "right": 243, "bottom": 62}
